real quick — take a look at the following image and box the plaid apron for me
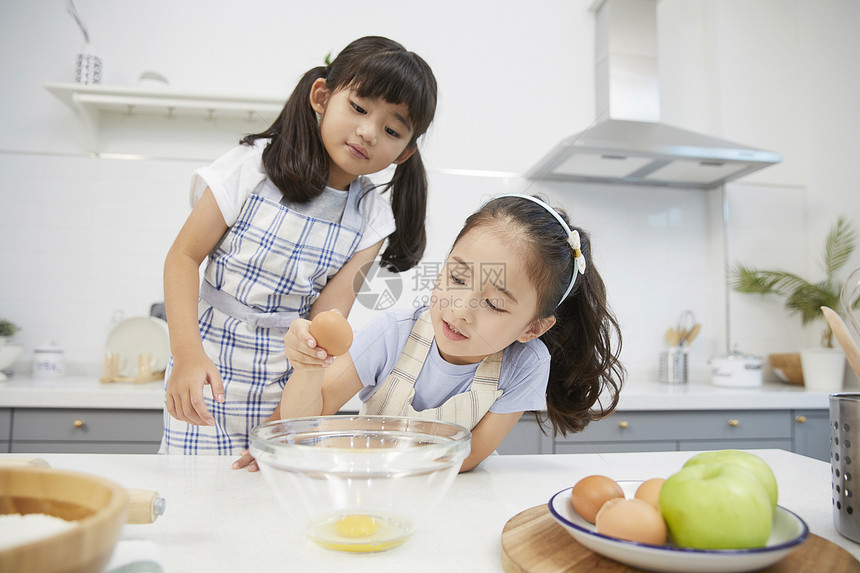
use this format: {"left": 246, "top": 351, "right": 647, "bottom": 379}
{"left": 359, "top": 310, "right": 503, "bottom": 430}
{"left": 161, "top": 179, "right": 364, "bottom": 454}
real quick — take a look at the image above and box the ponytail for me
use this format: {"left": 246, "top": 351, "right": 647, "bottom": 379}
{"left": 375, "top": 149, "right": 427, "bottom": 272}
{"left": 242, "top": 67, "right": 329, "bottom": 203}
{"left": 540, "top": 263, "right": 624, "bottom": 436}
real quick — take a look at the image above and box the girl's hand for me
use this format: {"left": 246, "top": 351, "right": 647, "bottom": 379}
{"left": 165, "top": 351, "right": 225, "bottom": 426}
{"left": 284, "top": 318, "right": 334, "bottom": 370}
{"left": 232, "top": 449, "right": 258, "bottom": 472}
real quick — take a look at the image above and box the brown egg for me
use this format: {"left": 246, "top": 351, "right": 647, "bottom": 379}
{"left": 634, "top": 478, "right": 666, "bottom": 511}
{"left": 570, "top": 475, "right": 625, "bottom": 524}
{"left": 309, "top": 311, "right": 353, "bottom": 356}
{"left": 595, "top": 498, "right": 668, "bottom": 545}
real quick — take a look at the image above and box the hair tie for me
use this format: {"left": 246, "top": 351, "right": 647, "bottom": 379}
{"left": 490, "top": 194, "right": 586, "bottom": 307}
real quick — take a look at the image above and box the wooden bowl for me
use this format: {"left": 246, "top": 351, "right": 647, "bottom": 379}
{"left": 769, "top": 353, "right": 805, "bottom": 385}
{"left": 0, "top": 467, "right": 129, "bottom": 573}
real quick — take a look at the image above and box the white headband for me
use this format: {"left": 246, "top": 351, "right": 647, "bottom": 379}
{"left": 490, "top": 194, "right": 587, "bottom": 307}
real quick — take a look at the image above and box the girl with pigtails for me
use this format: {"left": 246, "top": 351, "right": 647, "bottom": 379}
{"left": 276, "top": 194, "right": 626, "bottom": 472}
{"left": 160, "top": 36, "right": 438, "bottom": 455}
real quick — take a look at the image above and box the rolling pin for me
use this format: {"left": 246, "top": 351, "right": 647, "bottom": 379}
{"left": 0, "top": 457, "right": 165, "bottom": 523}
{"left": 822, "top": 306, "right": 860, "bottom": 381}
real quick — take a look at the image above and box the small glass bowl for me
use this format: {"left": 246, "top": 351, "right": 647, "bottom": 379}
{"left": 249, "top": 416, "right": 470, "bottom": 553}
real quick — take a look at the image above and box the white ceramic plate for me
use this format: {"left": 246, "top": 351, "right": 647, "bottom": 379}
{"left": 105, "top": 317, "right": 169, "bottom": 378}
{"left": 548, "top": 481, "right": 808, "bottom": 573}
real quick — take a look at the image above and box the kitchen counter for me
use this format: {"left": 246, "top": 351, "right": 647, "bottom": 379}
{"left": 613, "top": 379, "right": 836, "bottom": 410}
{"left": 0, "top": 376, "right": 164, "bottom": 409}
{"left": 0, "top": 375, "right": 369, "bottom": 411}
{"left": 0, "top": 375, "right": 841, "bottom": 411}
{"left": 2, "top": 449, "right": 856, "bottom": 571}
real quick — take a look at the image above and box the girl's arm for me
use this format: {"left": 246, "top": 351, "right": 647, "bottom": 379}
{"left": 279, "top": 317, "right": 365, "bottom": 418}
{"left": 461, "top": 411, "right": 523, "bottom": 472}
{"left": 232, "top": 321, "right": 364, "bottom": 471}
{"left": 310, "top": 240, "right": 384, "bottom": 318}
{"left": 233, "top": 240, "right": 382, "bottom": 470}
{"left": 164, "top": 188, "right": 229, "bottom": 426}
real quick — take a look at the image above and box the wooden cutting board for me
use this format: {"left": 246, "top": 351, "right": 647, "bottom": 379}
{"left": 501, "top": 505, "right": 860, "bottom": 572}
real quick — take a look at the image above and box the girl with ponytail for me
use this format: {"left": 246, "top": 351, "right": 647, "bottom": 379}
{"left": 272, "top": 194, "right": 625, "bottom": 472}
{"left": 161, "top": 36, "right": 437, "bottom": 456}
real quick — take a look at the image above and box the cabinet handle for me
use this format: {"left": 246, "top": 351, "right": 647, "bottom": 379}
{"left": 728, "top": 418, "right": 739, "bottom": 427}
{"left": 618, "top": 420, "right": 629, "bottom": 429}
{"left": 795, "top": 415, "right": 807, "bottom": 424}
{"left": 73, "top": 419, "right": 85, "bottom": 429}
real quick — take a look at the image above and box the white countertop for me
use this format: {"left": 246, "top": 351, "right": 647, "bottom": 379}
{"left": 0, "top": 375, "right": 368, "bottom": 411}
{"left": 3, "top": 449, "right": 856, "bottom": 572}
{"left": 0, "top": 375, "right": 837, "bottom": 411}
{"left": 0, "top": 376, "right": 165, "bottom": 409}
{"left": 614, "top": 379, "right": 834, "bottom": 410}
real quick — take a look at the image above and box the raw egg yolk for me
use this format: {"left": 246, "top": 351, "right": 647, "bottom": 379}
{"left": 335, "top": 514, "right": 379, "bottom": 538}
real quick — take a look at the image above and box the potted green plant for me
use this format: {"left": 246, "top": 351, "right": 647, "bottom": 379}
{"left": 729, "top": 216, "right": 857, "bottom": 390}
{"left": 0, "top": 319, "right": 20, "bottom": 342}
{"left": 0, "top": 319, "right": 22, "bottom": 380}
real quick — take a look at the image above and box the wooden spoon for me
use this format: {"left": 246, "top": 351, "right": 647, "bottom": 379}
{"left": 665, "top": 328, "right": 680, "bottom": 347}
{"left": 684, "top": 323, "right": 701, "bottom": 346}
{"left": 821, "top": 306, "right": 860, "bottom": 381}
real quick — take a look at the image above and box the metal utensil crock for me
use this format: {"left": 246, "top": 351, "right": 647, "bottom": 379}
{"left": 830, "top": 393, "right": 860, "bottom": 542}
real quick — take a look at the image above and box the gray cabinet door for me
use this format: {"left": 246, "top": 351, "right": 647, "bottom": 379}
{"left": 792, "top": 410, "right": 830, "bottom": 462}
{"left": 554, "top": 410, "right": 793, "bottom": 454}
{"left": 11, "top": 408, "right": 163, "bottom": 454}
{"left": 0, "top": 408, "right": 10, "bottom": 453}
{"left": 11, "top": 442, "right": 160, "bottom": 454}
{"left": 12, "top": 408, "right": 163, "bottom": 442}
{"left": 497, "top": 415, "right": 554, "bottom": 454}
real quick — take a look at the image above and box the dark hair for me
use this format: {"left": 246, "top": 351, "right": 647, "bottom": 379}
{"left": 242, "top": 36, "right": 437, "bottom": 272}
{"left": 455, "top": 195, "right": 626, "bottom": 437}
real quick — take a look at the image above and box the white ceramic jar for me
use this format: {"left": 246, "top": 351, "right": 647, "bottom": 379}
{"left": 33, "top": 341, "right": 65, "bottom": 378}
{"left": 709, "top": 350, "right": 763, "bottom": 387}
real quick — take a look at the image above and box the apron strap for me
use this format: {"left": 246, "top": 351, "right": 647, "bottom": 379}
{"left": 360, "top": 310, "right": 504, "bottom": 429}
{"left": 200, "top": 280, "right": 298, "bottom": 329}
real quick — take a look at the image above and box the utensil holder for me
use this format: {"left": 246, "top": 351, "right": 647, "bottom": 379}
{"left": 660, "top": 348, "right": 688, "bottom": 384}
{"left": 75, "top": 44, "right": 102, "bottom": 85}
{"left": 830, "top": 393, "right": 860, "bottom": 542}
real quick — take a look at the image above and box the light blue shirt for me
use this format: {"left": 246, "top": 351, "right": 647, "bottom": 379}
{"left": 350, "top": 307, "right": 550, "bottom": 413}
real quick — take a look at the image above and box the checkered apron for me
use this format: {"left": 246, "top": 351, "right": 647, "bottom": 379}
{"left": 161, "top": 180, "right": 364, "bottom": 454}
{"left": 359, "top": 310, "right": 503, "bottom": 430}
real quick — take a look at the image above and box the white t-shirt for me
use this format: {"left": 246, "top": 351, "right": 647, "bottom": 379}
{"left": 190, "top": 140, "right": 396, "bottom": 252}
{"left": 350, "top": 307, "right": 550, "bottom": 414}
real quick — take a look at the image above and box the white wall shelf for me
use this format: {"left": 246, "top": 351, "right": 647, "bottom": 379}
{"left": 44, "top": 82, "right": 285, "bottom": 152}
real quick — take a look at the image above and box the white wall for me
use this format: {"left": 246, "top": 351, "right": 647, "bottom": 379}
{"left": 1, "top": 0, "right": 858, "bottom": 387}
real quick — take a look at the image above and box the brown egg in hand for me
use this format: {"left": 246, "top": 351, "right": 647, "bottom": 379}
{"left": 309, "top": 311, "right": 353, "bottom": 356}
{"left": 570, "top": 475, "right": 625, "bottom": 524}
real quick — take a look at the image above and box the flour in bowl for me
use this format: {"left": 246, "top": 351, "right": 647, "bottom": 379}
{"left": 0, "top": 513, "right": 78, "bottom": 550}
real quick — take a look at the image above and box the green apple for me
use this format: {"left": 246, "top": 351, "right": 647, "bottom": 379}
{"left": 683, "top": 450, "right": 778, "bottom": 513}
{"left": 659, "top": 463, "right": 772, "bottom": 549}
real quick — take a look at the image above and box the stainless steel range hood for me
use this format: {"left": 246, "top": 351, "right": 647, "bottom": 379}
{"left": 527, "top": 0, "right": 781, "bottom": 189}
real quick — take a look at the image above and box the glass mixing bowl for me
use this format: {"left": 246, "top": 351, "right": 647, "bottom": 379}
{"left": 249, "top": 416, "right": 470, "bottom": 553}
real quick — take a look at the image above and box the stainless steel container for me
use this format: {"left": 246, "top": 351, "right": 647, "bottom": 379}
{"left": 830, "top": 393, "right": 860, "bottom": 542}
{"left": 659, "top": 348, "right": 687, "bottom": 384}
